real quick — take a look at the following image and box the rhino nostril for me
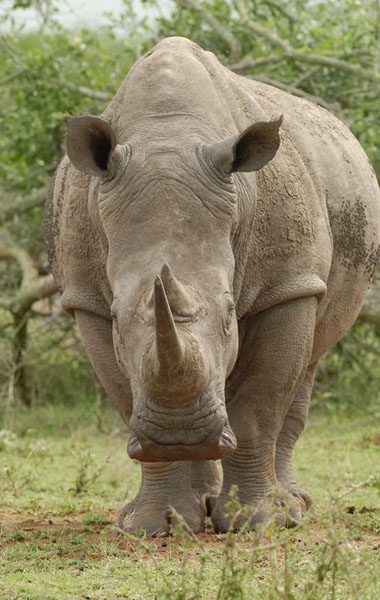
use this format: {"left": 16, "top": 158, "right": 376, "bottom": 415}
{"left": 218, "top": 425, "right": 237, "bottom": 451}
{"left": 128, "top": 434, "right": 143, "bottom": 459}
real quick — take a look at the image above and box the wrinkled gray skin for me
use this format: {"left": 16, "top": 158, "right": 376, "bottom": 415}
{"left": 46, "top": 37, "right": 380, "bottom": 535}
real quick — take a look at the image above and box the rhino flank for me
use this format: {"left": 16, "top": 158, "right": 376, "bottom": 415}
{"left": 45, "top": 37, "right": 380, "bottom": 535}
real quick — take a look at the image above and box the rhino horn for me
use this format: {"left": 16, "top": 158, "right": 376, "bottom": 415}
{"left": 141, "top": 268, "right": 207, "bottom": 403}
{"left": 159, "top": 263, "right": 199, "bottom": 317}
{"left": 154, "top": 274, "right": 184, "bottom": 371}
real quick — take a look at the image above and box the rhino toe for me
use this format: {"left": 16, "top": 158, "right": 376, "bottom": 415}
{"left": 117, "top": 496, "right": 205, "bottom": 537}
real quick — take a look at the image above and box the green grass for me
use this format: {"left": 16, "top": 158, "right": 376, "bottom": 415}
{"left": 0, "top": 400, "right": 379, "bottom": 599}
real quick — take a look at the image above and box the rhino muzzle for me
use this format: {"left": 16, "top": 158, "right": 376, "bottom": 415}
{"left": 129, "top": 263, "right": 237, "bottom": 461}
{"left": 127, "top": 423, "right": 237, "bottom": 462}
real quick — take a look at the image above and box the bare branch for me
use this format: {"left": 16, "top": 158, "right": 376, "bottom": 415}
{"left": 236, "top": 0, "right": 292, "bottom": 53}
{"left": 292, "top": 66, "right": 320, "bottom": 88}
{"left": 0, "top": 297, "right": 12, "bottom": 311}
{"left": 177, "top": 0, "right": 242, "bottom": 63}
{"left": 51, "top": 78, "right": 110, "bottom": 101}
{"left": 0, "top": 68, "right": 28, "bottom": 86}
{"left": 252, "top": 73, "right": 340, "bottom": 113}
{"left": 0, "top": 188, "right": 47, "bottom": 225}
{"left": 0, "top": 245, "right": 38, "bottom": 286}
{"left": 20, "top": 274, "right": 57, "bottom": 310}
{"left": 264, "top": 0, "right": 297, "bottom": 23}
{"left": 0, "top": 243, "right": 58, "bottom": 316}
{"left": 230, "top": 53, "right": 289, "bottom": 72}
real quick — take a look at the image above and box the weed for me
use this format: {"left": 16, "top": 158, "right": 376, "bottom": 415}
{"left": 0, "top": 402, "right": 379, "bottom": 599}
{"left": 82, "top": 512, "right": 112, "bottom": 527}
{"left": 71, "top": 449, "right": 111, "bottom": 496}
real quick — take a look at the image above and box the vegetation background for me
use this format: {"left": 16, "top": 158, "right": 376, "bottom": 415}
{"left": 0, "top": 1, "right": 379, "bottom": 598}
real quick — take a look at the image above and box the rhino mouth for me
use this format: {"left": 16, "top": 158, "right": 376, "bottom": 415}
{"left": 127, "top": 425, "right": 236, "bottom": 462}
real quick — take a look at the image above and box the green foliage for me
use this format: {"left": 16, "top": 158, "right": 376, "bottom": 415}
{"left": 314, "top": 321, "right": 380, "bottom": 415}
{"left": 0, "top": 27, "right": 136, "bottom": 194}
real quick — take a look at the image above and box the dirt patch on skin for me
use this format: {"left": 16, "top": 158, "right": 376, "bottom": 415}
{"left": 1, "top": 511, "right": 379, "bottom": 559}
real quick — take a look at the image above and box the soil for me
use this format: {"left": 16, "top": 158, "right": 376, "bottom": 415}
{"left": 1, "top": 510, "right": 379, "bottom": 560}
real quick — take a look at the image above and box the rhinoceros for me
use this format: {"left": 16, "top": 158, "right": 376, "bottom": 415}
{"left": 45, "top": 36, "right": 380, "bottom": 535}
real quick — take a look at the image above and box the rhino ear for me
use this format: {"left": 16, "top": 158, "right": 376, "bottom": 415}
{"left": 207, "top": 116, "right": 283, "bottom": 174}
{"left": 65, "top": 115, "right": 118, "bottom": 178}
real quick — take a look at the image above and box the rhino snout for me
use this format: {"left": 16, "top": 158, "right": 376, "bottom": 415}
{"left": 127, "top": 423, "right": 237, "bottom": 462}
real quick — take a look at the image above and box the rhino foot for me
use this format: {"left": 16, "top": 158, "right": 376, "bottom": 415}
{"left": 285, "top": 482, "right": 313, "bottom": 513}
{"left": 191, "top": 460, "right": 222, "bottom": 516}
{"left": 117, "top": 461, "right": 206, "bottom": 537}
{"left": 211, "top": 490, "right": 303, "bottom": 533}
{"left": 117, "top": 494, "right": 205, "bottom": 536}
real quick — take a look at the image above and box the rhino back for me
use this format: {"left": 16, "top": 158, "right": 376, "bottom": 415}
{"left": 47, "top": 37, "right": 380, "bottom": 336}
{"left": 226, "top": 70, "right": 380, "bottom": 353}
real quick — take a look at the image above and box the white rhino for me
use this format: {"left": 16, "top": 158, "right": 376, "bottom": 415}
{"left": 46, "top": 37, "right": 380, "bottom": 535}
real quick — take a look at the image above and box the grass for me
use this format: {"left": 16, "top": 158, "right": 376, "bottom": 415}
{"left": 0, "top": 400, "right": 379, "bottom": 599}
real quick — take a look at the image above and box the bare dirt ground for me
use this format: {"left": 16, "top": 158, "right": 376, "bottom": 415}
{"left": 1, "top": 510, "right": 379, "bottom": 560}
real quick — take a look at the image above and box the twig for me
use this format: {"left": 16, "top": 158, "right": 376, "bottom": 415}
{"left": 264, "top": 0, "right": 297, "bottom": 23}
{"left": 235, "top": 0, "right": 380, "bottom": 83}
{"left": 177, "top": 0, "right": 242, "bottom": 63}
{"left": 0, "top": 68, "right": 28, "bottom": 85}
{"left": 335, "top": 476, "right": 379, "bottom": 501}
{"left": 0, "top": 188, "right": 47, "bottom": 225}
{"left": 252, "top": 73, "right": 340, "bottom": 113}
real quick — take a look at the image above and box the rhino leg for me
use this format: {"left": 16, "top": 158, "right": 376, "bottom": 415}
{"left": 118, "top": 462, "right": 206, "bottom": 536}
{"left": 191, "top": 461, "right": 222, "bottom": 516}
{"left": 75, "top": 310, "right": 205, "bottom": 536}
{"left": 75, "top": 310, "right": 133, "bottom": 424}
{"left": 212, "top": 296, "right": 318, "bottom": 533}
{"left": 275, "top": 363, "right": 318, "bottom": 512}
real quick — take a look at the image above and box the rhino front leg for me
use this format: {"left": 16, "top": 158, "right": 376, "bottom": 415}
{"left": 75, "top": 310, "right": 205, "bottom": 535}
{"left": 275, "top": 362, "right": 319, "bottom": 512}
{"left": 75, "top": 310, "right": 133, "bottom": 424}
{"left": 118, "top": 461, "right": 206, "bottom": 536}
{"left": 191, "top": 461, "right": 222, "bottom": 516}
{"left": 212, "top": 296, "right": 318, "bottom": 532}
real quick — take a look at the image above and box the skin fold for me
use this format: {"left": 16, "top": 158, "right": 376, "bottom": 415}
{"left": 45, "top": 37, "right": 380, "bottom": 535}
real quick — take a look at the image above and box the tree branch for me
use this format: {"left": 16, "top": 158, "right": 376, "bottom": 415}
{"left": 252, "top": 73, "right": 340, "bottom": 113}
{"left": 0, "top": 245, "right": 38, "bottom": 286}
{"left": 0, "top": 188, "right": 47, "bottom": 225}
{"left": 51, "top": 77, "right": 110, "bottom": 101}
{"left": 0, "top": 243, "right": 58, "bottom": 316}
{"left": 230, "top": 53, "right": 289, "bottom": 72}
{"left": 264, "top": 0, "right": 297, "bottom": 24}
{"left": 235, "top": 0, "right": 380, "bottom": 83}
{"left": 177, "top": 0, "right": 242, "bottom": 63}
{"left": 0, "top": 68, "right": 28, "bottom": 86}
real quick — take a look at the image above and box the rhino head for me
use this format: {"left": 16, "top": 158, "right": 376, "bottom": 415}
{"left": 65, "top": 114, "right": 282, "bottom": 462}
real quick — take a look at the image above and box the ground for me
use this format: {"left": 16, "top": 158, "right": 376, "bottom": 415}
{"left": 0, "top": 401, "right": 379, "bottom": 599}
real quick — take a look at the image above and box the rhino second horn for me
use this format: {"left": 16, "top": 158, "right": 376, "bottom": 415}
{"left": 159, "top": 263, "right": 199, "bottom": 316}
{"left": 154, "top": 275, "right": 184, "bottom": 371}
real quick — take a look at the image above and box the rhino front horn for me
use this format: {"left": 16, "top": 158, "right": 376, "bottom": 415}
{"left": 140, "top": 269, "right": 208, "bottom": 404}
{"left": 154, "top": 274, "right": 184, "bottom": 371}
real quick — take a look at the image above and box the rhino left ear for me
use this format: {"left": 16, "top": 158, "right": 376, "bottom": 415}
{"left": 65, "top": 115, "right": 118, "bottom": 178}
{"left": 207, "top": 115, "right": 283, "bottom": 174}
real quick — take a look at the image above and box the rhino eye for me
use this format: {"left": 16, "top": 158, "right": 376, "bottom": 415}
{"left": 223, "top": 298, "right": 236, "bottom": 335}
{"left": 110, "top": 309, "right": 119, "bottom": 331}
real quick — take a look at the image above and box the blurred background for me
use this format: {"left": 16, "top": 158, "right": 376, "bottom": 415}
{"left": 0, "top": 0, "right": 379, "bottom": 424}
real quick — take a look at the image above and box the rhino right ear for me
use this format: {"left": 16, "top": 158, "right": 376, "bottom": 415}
{"left": 206, "top": 116, "right": 283, "bottom": 175}
{"left": 65, "top": 115, "right": 118, "bottom": 178}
